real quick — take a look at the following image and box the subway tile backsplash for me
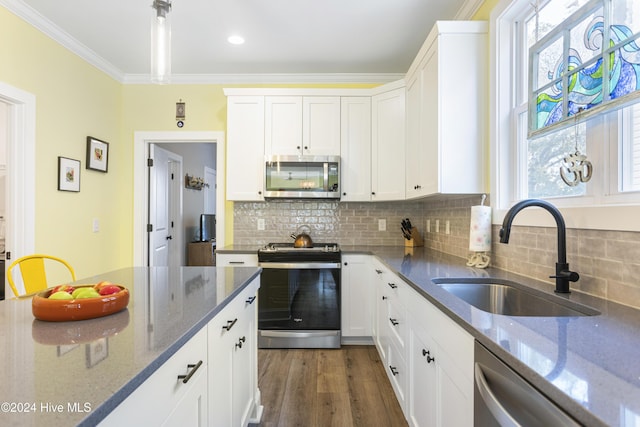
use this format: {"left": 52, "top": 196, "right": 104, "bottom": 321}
{"left": 233, "top": 196, "right": 640, "bottom": 310}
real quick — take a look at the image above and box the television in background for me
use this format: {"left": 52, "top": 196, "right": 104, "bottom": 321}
{"left": 199, "top": 214, "right": 216, "bottom": 242}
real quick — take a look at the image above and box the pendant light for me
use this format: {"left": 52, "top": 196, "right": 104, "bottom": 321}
{"left": 151, "top": 0, "right": 172, "bottom": 84}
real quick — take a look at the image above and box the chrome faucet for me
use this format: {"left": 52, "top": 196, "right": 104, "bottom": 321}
{"left": 499, "top": 199, "right": 579, "bottom": 293}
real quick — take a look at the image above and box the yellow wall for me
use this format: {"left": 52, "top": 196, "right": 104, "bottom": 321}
{"left": 0, "top": 8, "right": 126, "bottom": 278}
{"left": 473, "top": 0, "right": 500, "bottom": 20}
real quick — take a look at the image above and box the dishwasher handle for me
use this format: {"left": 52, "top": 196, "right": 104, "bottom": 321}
{"left": 475, "top": 363, "right": 520, "bottom": 427}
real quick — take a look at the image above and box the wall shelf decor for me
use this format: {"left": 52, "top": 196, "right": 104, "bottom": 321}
{"left": 185, "top": 174, "right": 208, "bottom": 190}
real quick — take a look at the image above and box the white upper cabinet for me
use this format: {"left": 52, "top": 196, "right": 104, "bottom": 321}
{"left": 265, "top": 96, "right": 303, "bottom": 155}
{"left": 340, "top": 97, "right": 372, "bottom": 201}
{"left": 372, "top": 83, "right": 406, "bottom": 201}
{"left": 405, "top": 21, "right": 488, "bottom": 198}
{"left": 226, "top": 96, "right": 265, "bottom": 201}
{"left": 265, "top": 96, "right": 341, "bottom": 156}
{"left": 303, "top": 97, "right": 341, "bottom": 155}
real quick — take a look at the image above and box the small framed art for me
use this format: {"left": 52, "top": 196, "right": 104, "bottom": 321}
{"left": 58, "top": 157, "right": 81, "bottom": 192}
{"left": 86, "top": 136, "right": 109, "bottom": 172}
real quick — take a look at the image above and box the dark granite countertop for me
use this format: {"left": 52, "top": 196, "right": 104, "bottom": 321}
{"left": 0, "top": 266, "right": 261, "bottom": 426}
{"left": 219, "top": 244, "right": 640, "bottom": 426}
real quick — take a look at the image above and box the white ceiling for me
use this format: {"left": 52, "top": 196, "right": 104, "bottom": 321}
{"left": 3, "top": 0, "right": 481, "bottom": 83}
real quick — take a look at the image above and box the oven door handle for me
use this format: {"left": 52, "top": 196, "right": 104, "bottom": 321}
{"left": 259, "top": 262, "right": 341, "bottom": 269}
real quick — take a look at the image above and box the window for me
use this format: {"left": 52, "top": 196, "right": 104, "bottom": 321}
{"left": 493, "top": 0, "right": 640, "bottom": 220}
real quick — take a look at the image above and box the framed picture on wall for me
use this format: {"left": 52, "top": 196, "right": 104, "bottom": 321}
{"left": 86, "top": 136, "right": 109, "bottom": 172}
{"left": 58, "top": 156, "right": 81, "bottom": 192}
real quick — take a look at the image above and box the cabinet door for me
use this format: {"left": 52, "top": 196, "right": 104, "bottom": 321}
{"left": 371, "top": 88, "right": 406, "bottom": 201}
{"left": 303, "top": 96, "right": 341, "bottom": 155}
{"left": 265, "top": 96, "right": 303, "bottom": 155}
{"left": 163, "top": 364, "right": 208, "bottom": 427}
{"left": 341, "top": 255, "right": 373, "bottom": 337}
{"left": 100, "top": 329, "right": 208, "bottom": 427}
{"left": 373, "top": 267, "right": 390, "bottom": 361}
{"left": 340, "top": 97, "right": 372, "bottom": 201}
{"left": 226, "top": 96, "right": 265, "bottom": 201}
{"left": 408, "top": 326, "right": 437, "bottom": 427}
{"left": 232, "top": 286, "right": 258, "bottom": 426}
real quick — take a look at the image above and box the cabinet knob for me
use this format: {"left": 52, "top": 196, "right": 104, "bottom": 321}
{"left": 177, "top": 360, "right": 203, "bottom": 384}
{"left": 344, "top": 262, "right": 348, "bottom": 266}
{"left": 389, "top": 365, "right": 399, "bottom": 376}
{"left": 297, "top": 146, "right": 301, "bottom": 150}
{"left": 371, "top": 192, "right": 376, "bottom": 195}
{"left": 389, "top": 318, "right": 399, "bottom": 326}
{"left": 422, "top": 349, "right": 435, "bottom": 363}
{"left": 387, "top": 282, "right": 398, "bottom": 289}
{"left": 258, "top": 191, "right": 262, "bottom": 195}
{"left": 343, "top": 192, "right": 347, "bottom": 196}
{"left": 382, "top": 296, "right": 388, "bottom": 300}
{"left": 304, "top": 146, "right": 308, "bottom": 150}
{"left": 235, "top": 336, "right": 246, "bottom": 349}
{"left": 375, "top": 269, "right": 383, "bottom": 274}
{"left": 246, "top": 296, "right": 256, "bottom": 304}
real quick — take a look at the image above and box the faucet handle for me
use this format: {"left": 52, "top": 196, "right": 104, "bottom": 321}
{"left": 549, "top": 270, "right": 580, "bottom": 282}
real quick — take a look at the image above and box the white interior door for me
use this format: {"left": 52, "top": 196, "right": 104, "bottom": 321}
{"left": 204, "top": 166, "right": 216, "bottom": 214}
{"left": 148, "top": 145, "right": 182, "bottom": 267}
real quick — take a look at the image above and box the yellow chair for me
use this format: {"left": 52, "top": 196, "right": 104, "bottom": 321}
{"left": 7, "top": 254, "right": 76, "bottom": 297}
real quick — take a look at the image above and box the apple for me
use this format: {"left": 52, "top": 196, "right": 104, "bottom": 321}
{"left": 75, "top": 288, "right": 100, "bottom": 299}
{"left": 49, "top": 291, "right": 73, "bottom": 300}
{"left": 98, "top": 285, "right": 121, "bottom": 296}
{"left": 50, "top": 284, "right": 75, "bottom": 295}
{"left": 71, "top": 287, "right": 88, "bottom": 299}
{"left": 93, "top": 281, "right": 113, "bottom": 291}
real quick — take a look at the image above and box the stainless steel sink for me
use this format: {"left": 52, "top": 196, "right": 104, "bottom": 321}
{"left": 434, "top": 278, "right": 599, "bottom": 317}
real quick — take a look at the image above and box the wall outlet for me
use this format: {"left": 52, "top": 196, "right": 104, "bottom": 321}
{"left": 426, "top": 219, "right": 431, "bottom": 233}
{"left": 92, "top": 218, "right": 100, "bottom": 233}
{"left": 445, "top": 220, "right": 450, "bottom": 235}
{"left": 378, "top": 219, "right": 387, "bottom": 231}
{"left": 435, "top": 219, "right": 440, "bottom": 233}
{"left": 257, "top": 218, "right": 265, "bottom": 231}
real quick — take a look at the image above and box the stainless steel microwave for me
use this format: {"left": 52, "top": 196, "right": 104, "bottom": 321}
{"left": 264, "top": 155, "right": 340, "bottom": 199}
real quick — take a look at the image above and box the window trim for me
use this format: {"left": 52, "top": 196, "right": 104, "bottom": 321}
{"left": 491, "top": 0, "right": 640, "bottom": 232}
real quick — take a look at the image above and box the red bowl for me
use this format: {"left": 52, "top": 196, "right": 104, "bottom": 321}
{"left": 32, "top": 284, "right": 130, "bottom": 322}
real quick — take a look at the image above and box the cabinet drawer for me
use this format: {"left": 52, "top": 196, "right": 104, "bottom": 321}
{"left": 387, "top": 297, "right": 407, "bottom": 351}
{"left": 100, "top": 328, "right": 208, "bottom": 426}
{"left": 210, "top": 279, "right": 259, "bottom": 341}
{"left": 385, "top": 340, "right": 408, "bottom": 413}
{"left": 216, "top": 253, "right": 258, "bottom": 267}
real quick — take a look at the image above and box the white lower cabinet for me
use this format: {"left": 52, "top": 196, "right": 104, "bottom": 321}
{"left": 368, "top": 256, "right": 474, "bottom": 426}
{"left": 341, "top": 254, "right": 374, "bottom": 339}
{"left": 209, "top": 278, "right": 260, "bottom": 427}
{"left": 100, "top": 278, "right": 261, "bottom": 427}
{"left": 99, "top": 328, "right": 209, "bottom": 427}
{"left": 407, "top": 287, "right": 474, "bottom": 427}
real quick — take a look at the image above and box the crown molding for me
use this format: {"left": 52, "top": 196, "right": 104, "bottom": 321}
{"left": 1, "top": 0, "right": 125, "bottom": 81}
{"left": 455, "top": 0, "right": 485, "bottom": 19}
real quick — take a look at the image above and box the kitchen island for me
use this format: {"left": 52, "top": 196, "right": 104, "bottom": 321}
{"left": 219, "top": 244, "right": 640, "bottom": 427}
{"left": 0, "top": 266, "right": 261, "bottom": 427}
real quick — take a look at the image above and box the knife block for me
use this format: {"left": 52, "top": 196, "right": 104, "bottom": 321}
{"left": 404, "top": 227, "right": 424, "bottom": 247}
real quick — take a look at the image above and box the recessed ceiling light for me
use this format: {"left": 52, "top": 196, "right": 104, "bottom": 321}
{"left": 228, "top": 35, "right": 245, "bottom": 45}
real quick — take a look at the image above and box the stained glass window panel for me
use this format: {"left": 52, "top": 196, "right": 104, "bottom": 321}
{"left": 611, "top": 0, "right": 640, "bottom": 43}
{"left": 569, "top": 8, "right": 604, "bottom": 65}
{"left": 566, "top": 63, "right": 603, "bottom": 115}
{"left": 535, "top": 86, "right": 564, "bottom": 129}
{"left": 535, "top": 37, "right": 564, "bottom": 91}
{"left": 608, "top": 36, "right": 640, "bottom": 100}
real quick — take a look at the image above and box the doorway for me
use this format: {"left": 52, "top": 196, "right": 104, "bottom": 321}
{"left": 133, "top": 131, "right": 225, "bottom": 267}
{"left": 0, "top": 82, "right": 36, "bottom": 299}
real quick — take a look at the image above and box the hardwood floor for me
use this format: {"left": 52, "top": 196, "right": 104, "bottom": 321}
{"left": 256, "top": 346, "right": 408, "bottom": 427}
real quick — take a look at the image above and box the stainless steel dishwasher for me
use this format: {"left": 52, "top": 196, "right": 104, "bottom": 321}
{"left": 474, "top": 341, "right": 581, "bottom": 426}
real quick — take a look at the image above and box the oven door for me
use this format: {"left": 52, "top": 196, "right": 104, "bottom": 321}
{"left": 258, "top": 261, "right": 341, "bottom": 348}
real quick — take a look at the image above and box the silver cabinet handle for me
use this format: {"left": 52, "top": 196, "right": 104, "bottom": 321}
{"left": 177, "top": 360, "right": 203, "bottom": 384}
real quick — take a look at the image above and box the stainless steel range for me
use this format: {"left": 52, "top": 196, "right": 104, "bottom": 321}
{"left": 257, "top": 242, "right": 341, "bottom": 349}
